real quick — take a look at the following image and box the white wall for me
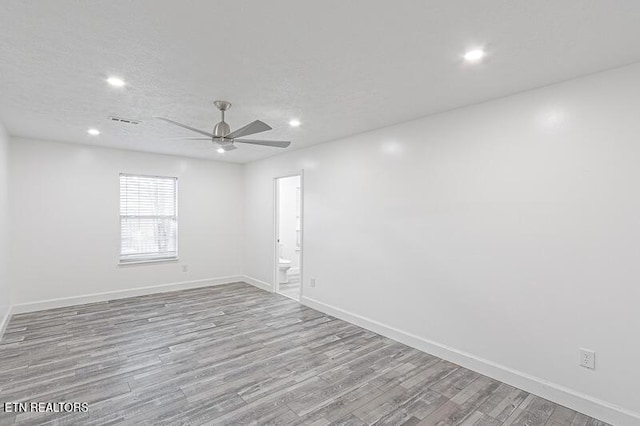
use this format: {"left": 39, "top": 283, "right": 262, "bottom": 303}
{"left": 10, "top": 138, "right": 244, "bottom": 306}
{"left": 0, "top": 121, "right": 10, "bottom": 330}
{"left": 278, "top": 176, "right": 301, "bottom": 270}
{"left": 3, "top": 62, "right": 638, "bottom": 424}
{"left": 244, "top": 63, "right": 640, "bottom": 423}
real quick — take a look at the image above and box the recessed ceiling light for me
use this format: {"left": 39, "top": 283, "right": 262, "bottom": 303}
{"left": 464, "top": 49, "right": 486, "bottom": 63}
{"left": 289, "top": 119, "right": 301, "bottom": 127}
{"left": 217, "top": 147, "right": 225, "bottom": 154}
{"left": 106, "top": 76, "right": 126, "bottom": 87}
{"left": 87, "top": 128, "right": 100, "bottom": 136}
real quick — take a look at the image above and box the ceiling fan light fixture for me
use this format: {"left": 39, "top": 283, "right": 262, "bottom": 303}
{"left": 87, "top": 128, "right": 100, "bottom": 135}
{"left": 106, "top": 76, "right": 126, "bottom": 87}
{"left": 217, "top": 147, "right": 225, "bottom": 154}
{"left": 464, "top": 48, "right": 486, "bottom": 63}
{"left": 289, "top": 119, "right": 301, "bottom": 127}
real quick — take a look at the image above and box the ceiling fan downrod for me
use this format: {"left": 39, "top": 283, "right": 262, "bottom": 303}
{"left": 213, "top": 100, "right": 232, "bottom": 138}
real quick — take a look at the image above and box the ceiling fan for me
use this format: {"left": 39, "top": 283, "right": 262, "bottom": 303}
{"left": 157, "top": 100, "right": 291, "bottom": 152}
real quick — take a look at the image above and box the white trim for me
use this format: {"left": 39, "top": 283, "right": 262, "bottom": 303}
{"left": 298, "top": 170, "right": 305, "bottom": 302}
{"left": 242, "top": 275, "right": 274, "bottom": 293}
{"left": 118, "top": 257, "right": 179, "bottom": 266}
{"left": 0, "top": 305, "right": 13, "bottom": 340}
{"left": 273, "top": 175, "right": 281, "bottom": 294}
{"left": 301, "top": 296, "right": 640, "bottom": 426}
{"left": 11, "top": 276, "right": 244, "bottom": 314}
{"left": 273, "top": 172, "right": 304, "bottom": 301}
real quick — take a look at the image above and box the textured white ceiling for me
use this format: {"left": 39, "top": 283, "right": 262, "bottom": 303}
{"left": 1, "top": 1, "right": 640, "bottom": 163}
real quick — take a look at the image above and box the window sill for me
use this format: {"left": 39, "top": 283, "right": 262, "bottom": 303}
{"left": 118, "top": 258, "right": 179, "bottom": 266}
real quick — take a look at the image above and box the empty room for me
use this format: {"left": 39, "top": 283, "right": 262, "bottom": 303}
{"left": 0, "top": 1, "right": 638, "bottom": 425}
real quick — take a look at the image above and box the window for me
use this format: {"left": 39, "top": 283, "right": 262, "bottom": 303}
{"left": 119, "top": 174, "right": 178, "bottom": 263}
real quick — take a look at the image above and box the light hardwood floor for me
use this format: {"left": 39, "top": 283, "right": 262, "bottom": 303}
{"left": 0, "top": 282, "right": 609, "bottom": 425}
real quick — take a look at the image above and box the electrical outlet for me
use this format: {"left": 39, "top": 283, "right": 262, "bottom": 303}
{"left": 182, "top": 265, "right": 189, "bottom": 273}
{"left": 579, "top": 348, "right": 595, "bottom": 369}
{"left": 310, "top": 278, "right": 316, "bottom": 288}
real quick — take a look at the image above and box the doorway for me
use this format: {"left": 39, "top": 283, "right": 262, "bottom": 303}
{"left": 274, "top": 174, "right": 302, "bottom": 301}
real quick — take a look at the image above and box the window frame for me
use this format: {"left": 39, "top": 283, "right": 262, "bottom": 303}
{"left": 118, "top": 173, "right": 179, "bottom": 264}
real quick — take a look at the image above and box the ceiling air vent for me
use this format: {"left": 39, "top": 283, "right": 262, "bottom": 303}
{"left": 109, "top": 116, "right": 141, "bottom": 125}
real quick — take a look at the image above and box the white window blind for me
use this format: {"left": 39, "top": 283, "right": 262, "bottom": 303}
{"left": 120, "top": 174, "right": 178, "bottom": 262}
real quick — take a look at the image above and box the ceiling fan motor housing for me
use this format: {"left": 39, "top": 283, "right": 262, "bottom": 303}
{"left": 213, "top": 121, "right": 230, "bottom": 138}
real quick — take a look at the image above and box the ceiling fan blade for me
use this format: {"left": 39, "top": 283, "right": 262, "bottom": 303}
{"left": 156, "top": 117, "right": 214, "bottom": 138}
{"left": 179, "top": 137, "right": 212, "bottom": 140}
{"left": 234, "top": 139, "right": 291, "bottom": 148}
{"left": 225, "top": 120, "right": 272, "bottom": 139}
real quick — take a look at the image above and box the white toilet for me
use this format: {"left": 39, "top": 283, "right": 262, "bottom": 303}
{"left": 278, "top": 244, "right": 292, "bottom": 284}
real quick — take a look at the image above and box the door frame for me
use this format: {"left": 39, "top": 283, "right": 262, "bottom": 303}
{"left": 273, "top": 171, "right": 304, "bottom": 301}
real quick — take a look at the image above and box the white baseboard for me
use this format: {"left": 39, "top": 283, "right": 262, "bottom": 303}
{"left": 11, "top": 276, "right": 245, "bottom": 315}
{"left": 242, "top": 275, "right": 274, "bottom": 292}
{"left": 301, "top": 296, "right": 639, "bottom": 426}
{"left": 0, "top": 305, "right": 13, "bottom": 341}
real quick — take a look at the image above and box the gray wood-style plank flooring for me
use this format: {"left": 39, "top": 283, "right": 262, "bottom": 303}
{"left": 278, "top": 272, "right": 301, "bottom": 300}
{"left": 0, "top": 282, "right": 610, "bottom": 425}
